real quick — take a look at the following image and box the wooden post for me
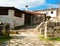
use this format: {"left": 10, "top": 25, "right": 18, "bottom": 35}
{"left": 40, "top": 28, "right": 41, "bottom": 35}
{"left": 44, "top": 21, "right": 47, "bottom": 38}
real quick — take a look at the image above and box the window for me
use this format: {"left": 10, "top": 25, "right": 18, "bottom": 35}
{"left": 51, "top": 11, "right": 53, "bottom": 14}
{"left": 0, "top": 9, "right": 8, "bottom": 15}
{"left": 19, "top": 14, "right": 22, "bottom": 18}
{"left": 36, "top": 17, "right": 38, "bottom": 20}
{"left": 15, "top": 11, "right": 22, "bottom": 18}
{"left": 32, "top": 16, "right": 35, "bottom": 20}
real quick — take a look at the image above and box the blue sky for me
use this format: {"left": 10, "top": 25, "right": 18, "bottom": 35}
{"left": 46, "top": 0, "right": 57, "bottom": 4}
{"left": 29, "top": 0, "right": 60, "bottom": 10}
{"left": 0, "top": 0, "right": 60, "bottom": 10}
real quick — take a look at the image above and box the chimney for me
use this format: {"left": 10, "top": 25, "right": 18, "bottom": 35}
{"left": 25, "top": 5, "right": 28, "bottom": 11}
{"left": 49, "top": 5, "right": 53, "bottom": 9}
{"left": 49, "top": 7, "right": 53, "bottom": 9}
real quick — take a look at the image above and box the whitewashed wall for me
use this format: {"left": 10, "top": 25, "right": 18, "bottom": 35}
{"left": 13, "top": 14, "right": 25, "bottom": 27}
{"left": 47, "top": 10, "right": 57, "bottom": 17}
{"left": 35, "top": 10, "right": 57, "bottom": 17}
{"left": 0, "top": 10, "right": 25, "bottom": 29}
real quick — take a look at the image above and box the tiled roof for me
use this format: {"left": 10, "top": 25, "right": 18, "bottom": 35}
{"left": 24, "top": 11, "right": 46, "bottom": 15}
{"left": 0, "top": 6, "right": 46, "bottom": 16}
{"left": 34, "top": 8, "right": 58, "bottom": 12}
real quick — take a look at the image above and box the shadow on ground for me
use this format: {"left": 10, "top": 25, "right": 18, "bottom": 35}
{"left": 14, "top": 24, "right": 39, "bottom": 30}
{"left": 11, "top": 36, "right": 26, "bottom": 39}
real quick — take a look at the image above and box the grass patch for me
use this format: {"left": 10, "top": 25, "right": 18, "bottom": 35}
{"left": 38, "top": 35, "right": 60, "bottom": 41}
{"left": 38, "top": 35, "right": 47, "bottom": 41}
{"left": 48, "top": 37, "right": 60, "bottom": 41}
{"left": 0, "top": 36, "right": 12, "bottom": 43}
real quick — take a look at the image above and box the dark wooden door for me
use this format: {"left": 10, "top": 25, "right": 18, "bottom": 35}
{"left": 24, "top": 14, "right": 31, "bottom": 25}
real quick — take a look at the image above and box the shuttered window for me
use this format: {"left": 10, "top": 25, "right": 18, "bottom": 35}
{"left": 0, "top": 9, "right": 8, "bottom": 15}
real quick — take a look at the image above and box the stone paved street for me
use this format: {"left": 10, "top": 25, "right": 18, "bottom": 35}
{"left": 1, "top": 25, "right": 60, "bottom": 46}
{"left": 1, "top": 33, "right": 60, "bottom": 46}
{"left": 1, "top": 36, "right": 50, "bottom": 46}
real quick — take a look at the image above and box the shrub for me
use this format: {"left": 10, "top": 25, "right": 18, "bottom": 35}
{"left": 10, "top": 31, "right": 18, "bottom": 34}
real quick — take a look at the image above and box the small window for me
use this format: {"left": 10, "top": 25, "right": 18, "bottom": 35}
{"left": 36, "top": 17, "right": 38, "bottom": 20}
{"left": 51, "top": 11, "right": 53, "bottom": 14}
{"left": 20, "top": 15, "right": 22, "bottom": 18}
{"left": 32, "top": 16, "right": 35, "bottom": 20}
{"left": 15, "top": 11, "right": 22, "bottom": 18}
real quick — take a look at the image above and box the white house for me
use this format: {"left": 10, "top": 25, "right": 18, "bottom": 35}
{"left": 34, "top": 8, "right": 60, "bottom": 19}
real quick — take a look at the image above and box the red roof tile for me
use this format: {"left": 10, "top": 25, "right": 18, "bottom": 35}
{"left": 24, "top": 11, "right": 46, "bottom": 15}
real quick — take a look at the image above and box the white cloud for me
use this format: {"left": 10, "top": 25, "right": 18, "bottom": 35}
{"left": 43, "top": 3, "right": 59, "bottom": 8}
{"left": 0, "top": 0, "right": 45, "bottom": 9}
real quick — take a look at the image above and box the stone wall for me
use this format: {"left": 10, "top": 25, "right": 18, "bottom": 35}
{"left": 47, "top": 22, "right": 60, "bottom": 38}
{"left": 38, "top": 21, "right": 60, "bottom": 38}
